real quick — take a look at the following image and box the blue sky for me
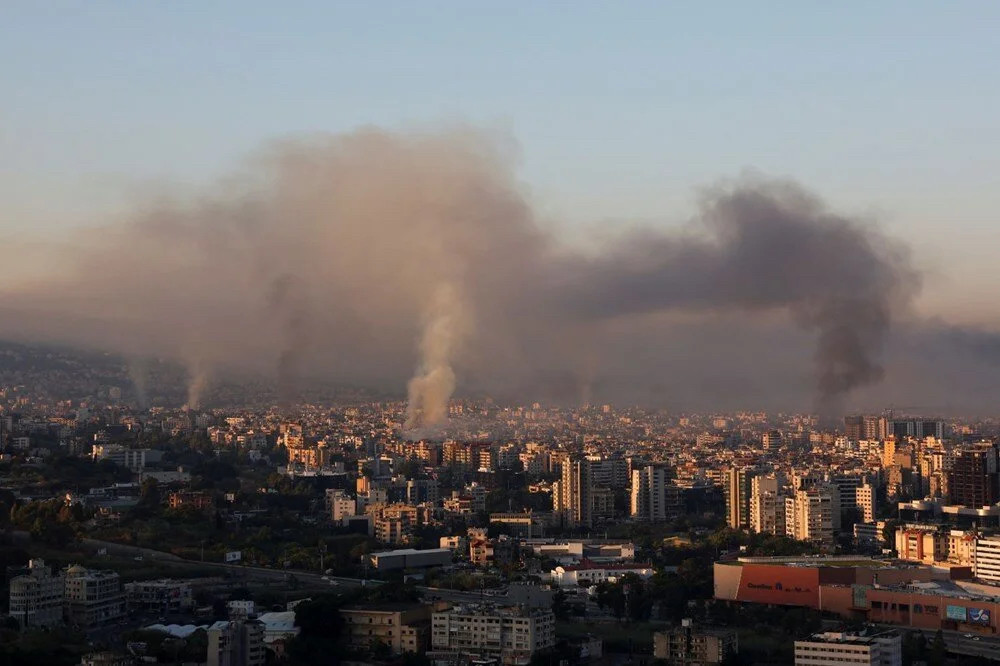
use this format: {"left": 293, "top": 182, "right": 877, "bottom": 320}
{"left": 3, "top": 1, "right": 1000, "bottom": 320}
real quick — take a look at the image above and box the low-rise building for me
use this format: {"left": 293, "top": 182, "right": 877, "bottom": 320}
{"left": 794, "top": 630, "right": 901, "bottom": 666}
{"left": 124, "top": 579, "right": 193, "bottom": 614}
{"left": 653, "top": 619, "right": 738, "bottom": 665}
{"left": 369, "top": 548, "right": 452, "bottom": 571}
{"left": 550, "top": 560, "right": 655, "bottom": 587}
{"left": 9, "top": 559, "right": 63, "bottom": 629}
{"left": 340, "top": 603, "right": 431, "bottom": 654}
{"left": 64, "top": 565, "right": 125, "bottom": 629}
{"left": 431, "top": 603, "right": 555, "bottom": 666}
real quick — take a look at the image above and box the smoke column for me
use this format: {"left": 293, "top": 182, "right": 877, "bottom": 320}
{"left": 405, "top": 282, "right": 469, "bottom": 429}
{"left": 127, "top": 358, "right": 149, "bottom": 410}
{"left": 185, "top": 360, "right": 210, "bottom": 411}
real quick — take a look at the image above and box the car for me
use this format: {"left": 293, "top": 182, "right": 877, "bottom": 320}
{"left": 965, "top": 634, "right": 973, "bottom": 638}
{"left": 974, "top": 637, "right": 981, "bottom": 641}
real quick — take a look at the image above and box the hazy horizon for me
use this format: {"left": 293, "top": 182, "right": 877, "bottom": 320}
{"left": 3, "top": 3, "right": 1000, "bottom": 417}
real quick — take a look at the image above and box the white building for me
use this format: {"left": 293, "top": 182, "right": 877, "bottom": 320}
{"left": 64, "top": 565, "right": 125, "bottom": 629}
{"left": 785, "top": 486, "right": 837, "bottom": 545}
{"left": 9, "top": 559, "right": 63, "bottom": 629}
{"left": 256, "top": 611, "right": 299, "bottom": 644}
{"left": 630, "top": 465, "right": 669, "bottom": 522}
{"left": 227, "top": 599, "right": 256, "bottom": 619}
{"left": 431, "top": 604, "right": 555, "bottom": 666}
{"left": 794, "top": 630, "right": 901, "bottom": 666}
{"left": 92, "top": 444, "right": 147, "bottom": 471}
{"left": 549, "top": 561, "right": 655, "bottom": 588}
{"left": 856, "top": 483, "right": 876, "bottom": 523}
{"left": 973, "top": 535, "right": 1000, "bottom": 583}
{"left": 326, "top": 489, "right": 356, "bottom": 522}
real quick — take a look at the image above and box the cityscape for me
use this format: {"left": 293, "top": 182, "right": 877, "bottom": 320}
{"left": 4, "top": 3, "right": 1000, "bottom": 666}
{"left": 1, "top": 344, "right": 1000, "bottom": 664}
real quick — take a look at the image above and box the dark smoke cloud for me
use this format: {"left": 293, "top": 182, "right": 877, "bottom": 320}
{"left": 0, "top": 127, "right": 991, "bottom": 416}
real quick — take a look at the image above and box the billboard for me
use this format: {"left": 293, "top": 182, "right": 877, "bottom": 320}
{"left": 968, "top": 608, "right": 991, "bottom": 626}
{"left": 946, "top": 605, "right": 966, "bottom": 621}
{"left": 225, "top": 550, "right": 242, "bottom": 563}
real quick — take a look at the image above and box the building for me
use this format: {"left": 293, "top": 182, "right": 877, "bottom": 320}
{"left": 856, "top": 483, "right": 876, "bottom": 523}
{"left": 973, "top": 535, "right": 1000, "bottom": 583}
{"left": 369, "top": 548, "right": 452, "bottom": 571}
{"left": 553, "top": 458, "right": 593, "bottom": 528}
{"left": 550, "top": 561, "right": 655, "bottom": 588}
{"left": 630, "top": 465, "right": 670, "bottom": 522}
{"left": 725, "top": 467, "right": 755, "bottom": 530}
{"left": 949, "top": 443, "right": 999, "bottom": 508}
{"left": 785, "top": 486, "right": 837, "bottom": 545}
{"left": 326, "top": 489, "right": 357, "bottom": 522}
{"left": 124, "top": 579, "right": 193, "bottom": 614}
{"left": 168, "top": 491, "right": 215, "bottom": 511}
{"left": 749, "top": 475, "right": 784, "bottom": 536}
{"left": 490, "top": 512, "right": 546, "bottom": 538}
{"left": 794, "top": 630, "right": 901, "bottom": 666}
{"left": 9, "top": 559, "right": 64, "bottom": 629}
{"left": 340, "top": 603, "right": 431, "bottom": 654}
{"left": 64, "top": 565, "right": 125, "bottom": 629}
{"left": 895, "top": 525, "right": 947, "bottom": 565}
{"left": 653, "top": 619, "right": 738, "bottom": 665}
{"left": 207, "top": 619, "right": 266, "bottom": 666}
{"left": 431, "top": 604, "right": 555, "bottom": 666}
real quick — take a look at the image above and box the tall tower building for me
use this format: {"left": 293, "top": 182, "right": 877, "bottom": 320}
{"left": 630, "top": 465, "right": 670, "bottom": 522}
{"left": 554, "top": 458, "right": 594, "bottom": 528}
{"left": 725, "top": 467, "right": 756, "bottom": 530}
{"left": 948, "top": 443, "right": 999, "bottom": 508}
{"left": 855, "top": 482, "right": 876, "bottom": 523}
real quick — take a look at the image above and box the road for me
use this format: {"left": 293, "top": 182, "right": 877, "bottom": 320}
{"left": 899, "top": 627, "right": 1000, "bottom": 661}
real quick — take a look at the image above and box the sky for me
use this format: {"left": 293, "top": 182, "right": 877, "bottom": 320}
{"left": 2, "top": 2, "right": 1000, "bottom": 414}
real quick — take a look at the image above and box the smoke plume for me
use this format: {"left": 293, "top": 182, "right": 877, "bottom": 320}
{"left": 0, "top": 126, "right": 989, "bottom": 415}
{"left": 405, "top": 282, "right": 470, "bottom": 429}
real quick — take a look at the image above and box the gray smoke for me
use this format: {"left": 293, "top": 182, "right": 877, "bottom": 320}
{"left": 553, "top": 181, "right": 917, "bottom": 410}
{"left": 0, "top": 126, "right": 978, "bottom": 416}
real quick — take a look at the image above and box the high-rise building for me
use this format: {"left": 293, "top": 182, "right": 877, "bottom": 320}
{"left": 785, "top": 486, "right": 837, "bottom": 545}
{"left": 844, "top": 415, "right": 889, "bottom": 442}
{"left": 948, "top": 442, "right": 998, "bottom": 508}
{"left": 725, "top": 467, "right": 756, "bottom": 530}
{"left": 554, "top": 458, "right": 591, "bottom": 528}
{"left": 794, "top": 630, "right": 901, "bottom": 666}
{"left": 8, "top": 559, "right": 63, "bottom": 629}
{"left": 855, "top": 483, "right": 876, "bottom": 523}
{"left": 749, "top": 476, "right": 784, "bottom": 535}
{"left": 630, "top": 465, "right": 670, "bottom": 522}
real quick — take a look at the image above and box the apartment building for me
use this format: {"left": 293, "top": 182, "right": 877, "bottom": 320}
{"left": 340, "top": 603, "right": 432, "bottom": 654}
{"left": 64, "top": 566, "right": 125, "bottom": 629}
{"left": 207, "top": 619, "right": 266, "bottom": 666}
{"left": 431, "top": 604, "right": 555, "bottom": 666}
{"left": 8, "top": 559, "right": 63, "bottom": 629}
{"left": 794, "top": 630, "right": 901, "bottom": 666}
{"left": 653, "top": 619, "right": 738, "bottom": 665}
